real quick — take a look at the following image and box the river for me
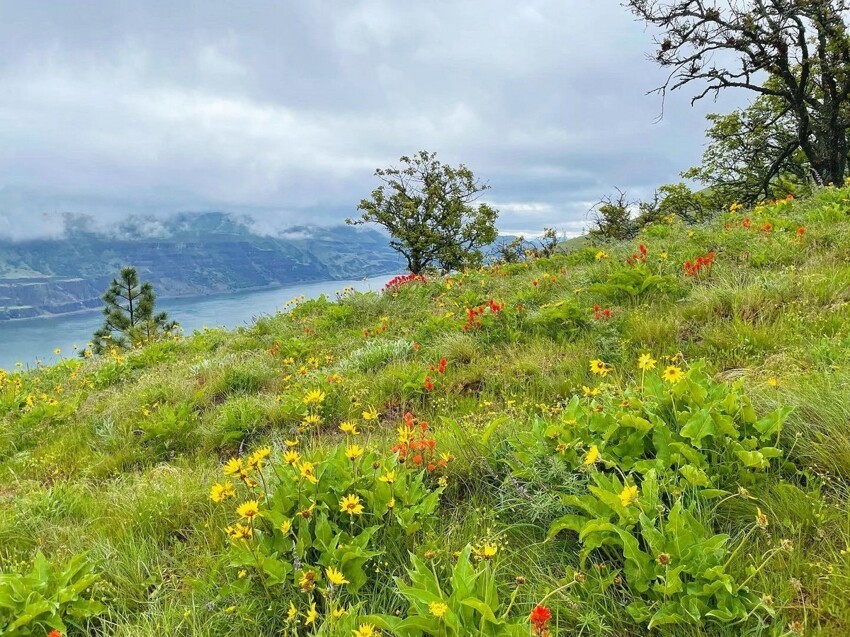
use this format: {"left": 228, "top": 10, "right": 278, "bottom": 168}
{"left": 0, "top": 274, "right": 398, "bottom": 370}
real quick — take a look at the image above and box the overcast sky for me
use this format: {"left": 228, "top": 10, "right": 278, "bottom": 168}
{"left": 0, "top": 1, "right": 744, "bottom": 240}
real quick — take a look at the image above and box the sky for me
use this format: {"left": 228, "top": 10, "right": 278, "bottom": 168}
{"left": 0, "top": 0, "right": 744, "bottom": 240}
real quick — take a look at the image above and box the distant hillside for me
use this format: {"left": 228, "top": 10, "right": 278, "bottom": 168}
{"left": 0, "top": 213, "right": 404, "bottom": 320}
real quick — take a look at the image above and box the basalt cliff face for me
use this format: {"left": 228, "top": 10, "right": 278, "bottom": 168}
{"left": 0, "top": 213, "right": 402, "bottom": 320}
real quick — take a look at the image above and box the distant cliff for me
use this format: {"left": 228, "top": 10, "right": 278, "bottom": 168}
{"left": 0, "top": 213, "right": 403, "bottom": 320}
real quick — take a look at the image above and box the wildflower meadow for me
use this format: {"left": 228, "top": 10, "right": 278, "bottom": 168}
{"left": 3, "top": 187, "right": 850, "bottom": 635}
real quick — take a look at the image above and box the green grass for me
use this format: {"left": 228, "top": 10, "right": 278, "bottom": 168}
{"left": 3, "top": 188, "right": 850, "bottom": 635}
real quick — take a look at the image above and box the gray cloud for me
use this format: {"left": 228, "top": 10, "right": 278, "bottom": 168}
{"left": 0, "top": 0, "right": 745, "bottom": 240}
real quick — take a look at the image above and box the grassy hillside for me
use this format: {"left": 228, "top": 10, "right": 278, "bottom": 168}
{"left": 2, "top": 188, "right": 850, "bottom": 636}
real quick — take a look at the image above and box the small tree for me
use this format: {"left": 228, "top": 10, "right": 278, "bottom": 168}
{"left": 91, "top": 266, "right": 176, "bottom": 354}
{"left": 348, "top": 151, "right": 499, "bottom": 273}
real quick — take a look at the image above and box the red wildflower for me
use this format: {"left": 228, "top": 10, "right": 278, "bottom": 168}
{"left": 424, "top": 376, "right": 434, "bottom": 392}
{"left": 48, "top": 631, "right": 62, "bottom": 637}
{"left": 743, "top": 217, "right": 751, "bottom": 228}
{"left": 797, "top": 226, "right": 806, "bottom": 239}
{"left": 529, "top": 604, "right": 552, "bottom": 635}
{"left": 761, "top": 222, "right": 772, "bottom": 233}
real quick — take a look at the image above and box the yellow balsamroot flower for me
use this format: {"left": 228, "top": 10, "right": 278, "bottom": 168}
{"left": 303, "top": 389, "right": 326, "bottom": 405}
{"left": 589, "top": 359, "right": 610, "bottom": 377}
{"left": 353, "top": 624, "right": 377, "bottom": 637}
{"left": 287, "top": 602, "right": 297, "bottom": 621}
{"left": 285, "top": 438, "right": 299, "bottom": 447}
{"left": 302, "top": 414, "right": 322, "bottom": 427}
{"left": 305, "top": 602, "right": 318, "bottom": 626}
{"left": 637, "top": 353, "right": 657, "bottom": 371}
{"left": 299, "top": 461, "right": 318, "bottom": 484}
{"left": 583, "top": 444, "right": 600, "bottom": 467}
{"left": 283, "top": 449, "right": 300, "bottom": 466}
{"left": 345, "top": 444, "right": 365, "bottom": 461}
{"left": 209, "top": 482, "right": 236, "bottom": 502}
{"left": 300, "top": 570, "right": 316, "bottom": 591}
{"left": 325, "top": 566, "right": 349, "bottom": 586}
{"left": 378, "top": 470, "right": 396, "bottom": 484}
{"left": 595, "top": 250, "right": 609, "bottom": 260}
{"left": 396, "top": 426, "right": 416, "bottom": 444}
{"left": 362, "top": 407, "right": 379, "bottom": 421}
{"left": 236, "top": 500, "right": 260, "bottom": 520}
{"left": 755, "top": 508, "right": 769, "bottom": 529}
{"left": 474, "top": 544, "right": 498, "bottom": 560}
{"left": 280, "top": 519, "right": 293, "bottom": 534}
{"left": 226, "top": 523, "right": 253, "bottom": 541}
{"left": 339, "top": 421, "right": 360, "bottom": 435}
{"left": 223, "top": 458, "right": 243, "bottom": 475}
{"left": 619, "top": 484, "right": 639, "bottom": 507}
{"left": 766, "top": 377, "right": 779, "bottom": 387}
{"left": 340, "top": 494, "right": 364, "bottom": 516}
{"left": 429, "top": 601, "right": 449, "bottom": 618}
{"left": 662, "top": 365, "right": 684, "bottom": 384}
{"left": 582, "top": 385, "right": 599, "bottom": 397}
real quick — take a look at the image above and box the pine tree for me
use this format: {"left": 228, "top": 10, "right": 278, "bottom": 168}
{"left": 90, "top": 266, "right": 177, "bottom": 354}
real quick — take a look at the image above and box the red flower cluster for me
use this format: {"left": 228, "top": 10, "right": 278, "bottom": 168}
{"left": 424, "top": 357, "right": 448, "bottom": 391}
{"left": 363, "top": 323, "right": 389, "bottom": 338}
{"left": 391, "top": 412, "right": 449, "bottom": 471}
{"left": 267, "top": 341, "right": 281, "bottom": 357}
{"left": 383, "top": 273, "right": 426, "bottom": 292}
{"left": 48, "top": 631, "right": 63, "bottom": 637}
{"left": 463, "top": 300, "right": 503, "bottom": 330}
{"left": 625, "top": 243, "right": 648, "bottom": 265}
{"left": 592, "top": 304, "right": 612, "bottom": 320}
{"left": 529, "top": 605, "right": 552, "bottom": 636}
{"left": 761, "top": 222, "right": 773, "bottom": 233}
{"left": 797, "top": 226, "right": 806, "bottom": 240}
{"left": 683, "top": 251, "right": 716, "bottom": 276}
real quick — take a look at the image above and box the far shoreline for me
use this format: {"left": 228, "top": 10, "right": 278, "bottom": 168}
{"left": 0, "top": 270, "right": 402, "bottom": 324}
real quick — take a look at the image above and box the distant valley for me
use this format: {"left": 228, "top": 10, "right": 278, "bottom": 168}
{"left": 0, "top": 213, "right": 404, "bottom": 320}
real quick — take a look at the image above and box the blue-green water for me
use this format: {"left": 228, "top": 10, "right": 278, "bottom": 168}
{"left": 0, "top": 274, "right": 397, "bottom": 370}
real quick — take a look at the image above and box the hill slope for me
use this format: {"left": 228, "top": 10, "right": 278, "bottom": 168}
{"left": 0, "top": 214, "right": 403, "bottom": 320}
{"left": 2, "top": 189, "right": 850, "bottom": 636}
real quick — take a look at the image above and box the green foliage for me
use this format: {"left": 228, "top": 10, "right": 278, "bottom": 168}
{"left": 592, "top": 263, "right": 674, "bottom": 303}
{"left": 370, "top": 546, "right": 527, "bottom": 636}
{"left": 0, "top": 552, "right": 104, "bottom": 636}
{"left": 348, "top": 151, "right": 499, "bottom": 273}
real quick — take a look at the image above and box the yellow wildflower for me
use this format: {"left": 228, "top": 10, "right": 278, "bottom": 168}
{"left": 345, "top": 444, "right": 365, "bottom": 461}
{"left": 662, "top": 365, "right": 684, "bottom": 384}
{"left": 619, "top": 484, "right": 639, "bottom": 507}
{"left": 362, "top": 407, "right": 379, "bottom": 421}
{"left": 378, "top": 470, "right": 396, "bottom": 484}
{"left": 340, "top": 494, "right": 364, "bottom": 516}
{"left": 755, "top": 508, "right": 769, "bottom": 529}
{"left": 339, "top": 421, "right": 360, "bottom": 435}
{"left": 283, "top": 449, "right": 300, "bottom": 465}
{"left": 582, "top": 385, "right": 599, "bottom": 397}
{"left": 637, "top": 353, "right": 657, "bottom": 371}
{"left": 589, "top": 359, "right": 610, "bottom": 377}
{"left": 303, "top": 389, "right": 326, "bottom": 404}
{"left": 352, "top": 624, "right": 377, "bottom": 637}
{"left": 223, "top": 458, "right": 243, "bottom": 475}
{"left": 583, "top": 445, "right": 600, "bottom": 467}
{"left": 325, "top": 566, "right": 350, "bottom": 586}
{"left": 299, "top": 461, "right": 318, "bottom": 484}
{"left": 304, "top": 602, "right": 318, "bottom": 626}
{"left": 595, "top": 250, "right": 609, "bottom": 260}
{"left": 209, "top": 482, "right": 236, "bottom": 502}
{"left": 280, "top": 519, "right": 292, "bottom": 534}
{"left": 236, "top": 500, "right": 260, "bottom": 520}
{"left": 287, "top": 601, "right": 297, "bottom": 621}
{"left": 429, "top": 601, "right": 449, "bottom": 618}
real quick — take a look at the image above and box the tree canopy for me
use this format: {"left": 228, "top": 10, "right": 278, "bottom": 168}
{"left": 348, "top": 151, "right": 499, "bottom": 274}
{"left": 627, "top": 0, "right": 850, "bottom": 186}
